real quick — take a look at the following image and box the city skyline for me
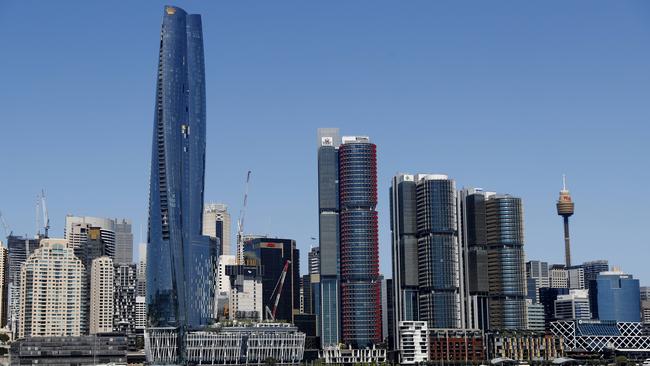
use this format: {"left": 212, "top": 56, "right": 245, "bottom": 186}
{"left": 1, "top": 1, "right": 650, "bottom": 283}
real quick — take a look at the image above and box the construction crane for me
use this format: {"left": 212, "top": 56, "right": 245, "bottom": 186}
{"left": 35, "top": 190, "right": 50, "bottom": 239}
{"left": 235, "top": 171, "right": 251, "bottom": 264}
{"left": 0, "top": 211, "right": 12, "bottom": 238}
{"left": 265, "top": 259, "right": 291, "bottom": 322}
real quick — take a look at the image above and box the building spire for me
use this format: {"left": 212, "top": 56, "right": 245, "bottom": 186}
{"left": 562, "top": 174, "right": 567, "bottom": 191}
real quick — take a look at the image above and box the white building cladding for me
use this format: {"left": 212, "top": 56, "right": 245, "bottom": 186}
{"left": 398, "top": 321, "right": 430, "bottom": 364}
{"left": 90, "top": 256, "right": 114, "bottom": 334}
{"left": 203, "top": 203, "right": 232, "bottom": 256}
{"left": 147, "top": 323, "right": 305, "bottom": 365}
{"left": 19, "top": 239, "right": 83, "bottom": 338}
{"left": 551, "top": 320, "right": 650, "bottom": 354}
{"left": 320, "top": 346, "right": 387, "bottom": 364}
{"left": 554, "top": 289, "right": 591, "bottom": 320}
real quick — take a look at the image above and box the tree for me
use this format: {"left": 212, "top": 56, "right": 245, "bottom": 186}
{"left": 0, "top": 333, "right": 8, "bottom": 343}
{"left": 264, "top": 357, "right": 278, "bottom": 366}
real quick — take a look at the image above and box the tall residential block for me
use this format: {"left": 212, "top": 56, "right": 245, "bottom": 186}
{"left": 19, "top": 239, "right": 83, "bottom": 338}
{"left": 146, "top": 5, "right": 216, "bottom": 334}
{"left": 90, "top": 256, "right": 115, "bottom": 335}
{"left": 64, "top": 216, "right": 119, "bottom": 260}
{"left": 203, "top": 203, "right": 231, "bottom": 256}
{"left": 0, "top": 245, "right": 7, "bottom": 328}
{"left": 317, "top": 128, "right": 341, "bottom": 346}
{"left": 114, "top": 263, "right": 138, "bottom": 336}
{"left": 339, "top": 135, "right": 381, "bottom": 348}
{"left": 7, "top": 235, "right": 39, "bottom": 335}
{"left": 486, "top": 195, "right": 527, "bottom": 330}
{"left": 65, "top": 217, "right": 117, "bottom": 334}
{"left": 556, "top": 176, "right": 575, "bottom": 267}
{"left": 458, "top": 188, "right": 494, "bottom": 331}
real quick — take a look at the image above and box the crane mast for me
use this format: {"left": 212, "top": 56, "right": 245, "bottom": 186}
{"left": 236, "top": 171, "right": 251, "bottom": 264}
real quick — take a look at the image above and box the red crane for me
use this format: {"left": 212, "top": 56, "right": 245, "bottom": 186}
{"left": 265, "top": 260, "right": 291, "bottom": 321}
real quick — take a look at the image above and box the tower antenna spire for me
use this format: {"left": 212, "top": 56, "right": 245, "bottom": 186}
{"left": 562, "top": 174, "right": 567, "bottom": 191}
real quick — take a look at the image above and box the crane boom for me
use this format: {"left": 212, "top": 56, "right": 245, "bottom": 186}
{"left": 236, "top": 171, "right": 251, "bottom": 264}
{"left": 265, "top": 259, "right": 291, "bottom": 321}
{"left": 35, "top": 190, "right": 50, "bottom": 239}
{"left": 0, "top": 211, "right": 11, "bottom": 237}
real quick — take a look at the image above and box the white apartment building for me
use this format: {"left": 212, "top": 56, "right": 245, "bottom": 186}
{"left": 90, "top": 256, "right": 114, "bottom": 334}
{"left": 135, "top": 296, "right": 147, "bottom": 330}
{"left": 19, "top": 239, "right": 83, "bottom": 338}
{"left": 398, "top": 321, "right": 430, "bottom": 364}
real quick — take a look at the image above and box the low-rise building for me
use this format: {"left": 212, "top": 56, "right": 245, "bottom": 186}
{"left": 10, "top": 333, "right": 128, "bottom": 365}
{"left": 551, "top": 319, "right": 650, "bottom": 357}
{"left": 320, "top": 346, "right": 386, "bottom": 365}
{"left": 147, "top": 323, "right": 305, "bottom": 365}
{"left": 398, "top": 321, "right": 429, "bottom": 364}
{"left": 429, "top": 328, "right": 485, "bottom": 363}
{"left": 486, "top": 330, "right": 563, "bottom": 362}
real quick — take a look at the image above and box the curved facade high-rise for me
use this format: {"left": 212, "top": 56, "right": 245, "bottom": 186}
{"left": 486, "top": 195, "right": 527, "bottom": 329}
{"left": 146, "top": 6, "right": 216, "bottom": 332}
{"left": 339, "top": 136, "right": 381, "bottom": 348}
{"left": 415, "top": 175, "right": 462, "bottom": 329}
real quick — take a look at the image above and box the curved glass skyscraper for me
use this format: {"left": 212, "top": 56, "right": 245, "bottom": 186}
{"left": 486, "top": 195, "right": 527, "bottom": 329}
{"left": 415, "top": 175, "right": 462, "bottom": 329}
{"left": 146, "top": 6, "right": 215, "bottom": 332}
{"left": 339, "top": 136, "right": 381, "bottom": 348}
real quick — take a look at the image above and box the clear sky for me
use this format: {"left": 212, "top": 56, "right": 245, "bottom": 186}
{"left": 1, "top": 1, "right": 649, "bottom": 280}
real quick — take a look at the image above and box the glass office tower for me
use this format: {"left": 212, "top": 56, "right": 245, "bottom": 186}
{"left": 317, "top": 128, "right": 341, "bottom": 346}
{"left": 390, "top": 174, "right": 420, "bottom": 348}
{"left": 339, "top": 136, "right": 381, "bottom": 348}
{"left": 146, "top": 6, "right": 216, "bottom": 332}
{"left": 458, "top": 188, "right": 494, "bottom": 331}
{"left": 486, "top": 195, "right": 527, "bottom": 330}
{"left": 415, "top": 175, "right": 462, "bottom": 329}
{"left": 594, "top": 271, "right": 640, "bottom": 322}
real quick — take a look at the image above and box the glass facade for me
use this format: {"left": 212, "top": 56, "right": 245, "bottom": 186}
{"left": 595, "top": 272, "right": 640, "bottom": 322}
{"left": 146, "top": 6, "right": 216, "bottom": 333}
{"left": 390, "top": 175, "right": 420, "bottom": 338}
{"left": 459, "top": 190, "right": 491, "bottom": 331}
{"left": 486, "top": 196, "right": 527, "bottom": 330}
{"left": 339, "top": 141, "right": 381, "bottom": 348}
{"left": 416, "top": 177, "right": 461, "bottom": 329}
{"left": 243, "top": 238, "right": 300, "bottom": 323}
{"left": 317, "top": 129, "right": 341, "bottom": 346}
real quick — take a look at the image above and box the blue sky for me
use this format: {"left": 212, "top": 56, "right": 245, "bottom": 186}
{"left": 1, "top": 1, "right": 649, "bottom": 280}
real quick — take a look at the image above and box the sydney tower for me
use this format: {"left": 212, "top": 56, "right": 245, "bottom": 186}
{"left": 556, "top": 175, "right": 575, "bottom": 267}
